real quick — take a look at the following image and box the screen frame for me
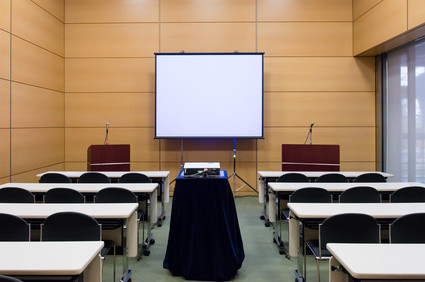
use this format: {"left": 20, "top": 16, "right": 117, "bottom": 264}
{"left": 154, "top": 52, "right": 265, "bottom": 139}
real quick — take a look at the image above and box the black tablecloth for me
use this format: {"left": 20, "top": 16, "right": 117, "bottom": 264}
{"left": 163, "top": 171, "right": 244, "bottom": 281}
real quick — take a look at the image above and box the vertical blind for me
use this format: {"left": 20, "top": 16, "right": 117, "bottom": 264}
{"left": 387, "top": 38, "right": 425, "bottom": 182}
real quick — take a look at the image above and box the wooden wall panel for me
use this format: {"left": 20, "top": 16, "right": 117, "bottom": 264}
{"left": 12, "top": 82, "right": 64, "bottom": 127}
{"left": 0, "top": 29, "right": 10, "bottom": 80}
{"left": 258, "top": 127, "right": 375, "bottom": 162}
{"left": 258, "top": 0, "right": 352, "bottom": 22}
{"left": 258, "top": 22, "right": 352, "bottom": 57}
{"left": 65, "top": 92, "right": 154, "bottom": 127}
{"left": 0, "top": 0, "right": 10, "bottom": 31}
{"left": 265, "top": 57, "right": 375, "bottom": 92}
{"left": 0, "top": 79, "right": 10, "bottom": 128}
{"left": 161, "top": 23, "right": 255, "bottom": 53}
{"left": 31, "top": 0, "right": 64, "bottom": 22}
{"left": 65, "top": 58, "right": 154, "bottom": 92}
{"left": 264, "top": 92, "right": 375, "bottom": 127}
{"left": 353, "top": 0, "right": 382, "bottom": 20}
{"left": 65, "top": 161, "right": 159, "bottom": 171}
{"left": 11, "top": 163, "right": 64, "bottom": 183}
{"left": 65, "top": 127, "right": 158, "bottom": 162}
{"left": 65, "top": 23, "right": 158, "bottom": 58}
{"left": 11, "top": 128, "right": 64, "bottom": 174}
{"left": 160, "top": 0, "right": 255, "bottom": 22}
{"left": 257, "top": 161, "right": 376, "bottom": 172}
{"left": 65, "top": 0, "right": 158, "bottom": 23}
{"left": 12, "top": 37, "right": 64, "bottom": 91}
{"left": 12, "top": 0, "right": 64, "bottom": 56}
{"left": 0, "top": 129, "right": 10, "bottom": 178}
{"left": 408, "top": 0, "right": 425, "bottom": 29}
{"left": 353, "top": 0, "right": 407, "bottom": 55}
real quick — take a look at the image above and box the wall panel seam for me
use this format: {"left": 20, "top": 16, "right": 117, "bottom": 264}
{"left": 10, "top": 81, "right": 64, "bottom": 93}
{"left": 353, "top": 0, "right": 384, "bottom": 22}
{"left": 10, "top": 162, "right": 65, "bottom": 176}
{"left": 11, "top": 34, "right": 65, "bottom": 58}
{"left": 29, "top": 0, "right": 64, "bottom": 24}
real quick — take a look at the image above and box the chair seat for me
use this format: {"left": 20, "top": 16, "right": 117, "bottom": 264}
{"left": 281, "top": 209, "right": 290, "bottom": 220}
{"left": 101, "top": 240, "right": 115, "bottom": 257}
{"left": 305, "top": 240, "right": 332, "bottom": 258}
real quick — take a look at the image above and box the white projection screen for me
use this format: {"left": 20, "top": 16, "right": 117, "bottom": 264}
{"left": 155, "top": 53, "right": 264, "bottom": 139}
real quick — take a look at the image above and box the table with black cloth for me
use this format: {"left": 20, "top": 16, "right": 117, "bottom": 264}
{"left": 163, "top": 170, "right": 245, "bottom": 281}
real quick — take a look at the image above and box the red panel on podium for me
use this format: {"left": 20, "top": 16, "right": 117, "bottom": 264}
{"left": 282, "top": 144, "right": 340, "bottom": 171}
{"left": 87, "top": 144, "right": 130, "bottom": 171}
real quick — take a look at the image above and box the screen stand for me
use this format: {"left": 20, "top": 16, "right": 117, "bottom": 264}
{"left": 180, "top": 139, "right": 184, "bottom": 170}
{"left": 228, "top": 139, "right": 258, "bottom": 196}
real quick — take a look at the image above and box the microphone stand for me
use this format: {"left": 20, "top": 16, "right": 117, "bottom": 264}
{"left": 104, "top": 122, "right": 109, "bottom": 145}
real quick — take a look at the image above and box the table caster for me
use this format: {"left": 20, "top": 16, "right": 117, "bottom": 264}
{"left": 157, "top": 221, "right": 162, "bottom": 227}
{"left": 143, "top": 249, "right": 150, "bottom": 256}
{"left": 273, "top": 238, "right": 277, "bottom": 243}
{"left": 260, "top": 215, "right": 265, "bottom": 220}
{"left": 265, "top": 221, "right": 270, "bottom": 227}
{"left": 150, "top": 238, "right": 155, "bottom": 245}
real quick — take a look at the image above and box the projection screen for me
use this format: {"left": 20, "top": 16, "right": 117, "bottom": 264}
{"left": 155, "top": 53, "right": 264, "bottom": 139}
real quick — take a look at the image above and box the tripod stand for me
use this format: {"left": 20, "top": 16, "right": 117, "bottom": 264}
{"left": 228, "top": 139, "right": 258, "bottom": 196}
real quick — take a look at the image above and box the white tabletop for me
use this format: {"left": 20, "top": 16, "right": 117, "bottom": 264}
{"left": 0, "top": 203, "right": 138, "bottom": 219}
{"left": 268, "top": 182, "right": 425, "bottom": 192}
{"left": 0, "top": 183, "right": 158, "bottom": 193}
{"left": 288, "top": 202, "right": 425, "bottom": 219}
{"left": 258, "top": 171, "right": 393, "bottom": 178}
{"left": 327, "top": 243, "right": 425, "bottom": 279}
{"left": 36, "top": 171, "right": 170, "bottom": 179}
{"left": 0, "top": 241, "right": 103, "bottom": 275}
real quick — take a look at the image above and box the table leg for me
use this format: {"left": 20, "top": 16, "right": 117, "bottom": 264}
{"left": 294, "top": 221, "right": 305, "bottom": 282}
{"left": 329, "top": 257, "right": 347, "bottom": 282}
{"left": 142, "top": 191, "right": 155, "bottom": 256}
{"left": 121, "top": 216, "right": 133, "bottom": 282}
{"left": 83, "top": 253, "right": 102, "bottom": 282}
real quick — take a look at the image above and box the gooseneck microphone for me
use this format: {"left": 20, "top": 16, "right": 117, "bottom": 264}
{"left": 309, "top": 122, "right": 314, "bottom": 145}
{"left": 104, "top": 122, "right": 109, "bottom": 145}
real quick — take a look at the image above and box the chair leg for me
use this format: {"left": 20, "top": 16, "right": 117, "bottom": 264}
{"left": 316, "top": 259, "right": 321, "bottom": 282}
{"left": 113, "top": 244, "right": 116, "bottom": 282}
{"left": 303, "top": 242, "right": 307, "bottom": 281}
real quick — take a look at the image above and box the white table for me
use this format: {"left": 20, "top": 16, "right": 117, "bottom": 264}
{"left": 288, "top": 202, "right": 425, "bottom": 282}
{"left": 327, "top": 243, "right": 425, "bottom": 281}
{"left": 0, "top": 241, "right": 103, "bottom": 282}
{"left": 36, "top": 171, "right": 170, "bottom": 225}
{"left": 0, "top": 203, "right": 138, "bottom": 281}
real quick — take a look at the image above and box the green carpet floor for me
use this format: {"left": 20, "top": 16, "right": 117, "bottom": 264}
{"left": 103, "top": 196, "right": 329, "bottom": 282}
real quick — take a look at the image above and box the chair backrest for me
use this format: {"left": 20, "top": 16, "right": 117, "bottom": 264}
{"left": 276, "top": 173, "right": 310, "bottom": 183}
{"left": 95, "top": 187, "right": 137, "bottom": 203}
{"left": 353, "top": 172, "right": 386, "bottom": 183}
{"left": 39, "top": 173, "right": 71, "bottom": 183}
{"left": 119, "top": 172, "right": 151, "bottom": 183}
{"left": 0, "top": 187, "right": 34, "bottom": 203}
{"left": 315, "top": 173, "right": 348, "bottom": 183}
{"left": 391, "top": 213, "right": 425, "bottom": 243}
{"left": 0, "top": 275, "right": 24, "bottom": 282}
{"left": 320, "top": 213, "right": 380, "bottom": 255}
{"left": 42, "top": 212, "right": 101, "bottom": 241}
{"left": 0, "top": 213, "right": 29, "bottom": 241}
{"left": 390, "top": 186, "right": 425, "bottom": 203}
{"left": 44, "top": 188, "right": 85, "bottom": 203}
{"left": 339, "top": 186, "right": 381, "bottom": 203}
{"left": 78, "top": 172, "right": 110, "bottom": 183}
{"left": 290, "top": 187, "right": 332, "bottom": 203}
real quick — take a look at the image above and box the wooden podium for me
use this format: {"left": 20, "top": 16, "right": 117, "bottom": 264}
{"left": 87, "top": 144, "right": 130, "bottom": 171}
{"left": 282, "top": 144, "right": 340, "bottom": 171}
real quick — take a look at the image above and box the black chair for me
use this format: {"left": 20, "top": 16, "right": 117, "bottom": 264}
{"left": 290, "top": 187, "right": 332, "bottom": 203}
{"left": 0, "top": 187, "right": 35, "bottom": 203}
{"left": 390, "top": 186, "right": 425, "bottom": 203}
{"left": 41, "top": 211, "right": 116, "bottom": 281}
{"left": 78, "top": 172, "right": 110, "bottom": 183}
{"left": 119, "top": 173, "right": 151, "bottom": 184}
{"left": 0, "top": 213, "right": 30, "bottom": 241}
{"left": 39, "top": 173, "right": 71, "bottom": 183}
{"left": 390, "top": 213, "right": 425, "bottom": 243}
{"left": 315, "top": 173, "right": 348, "bottom": 183}
{"left": 0, "top": 275, "right": 23, "bottom": 282}
{"left": 339, "top": 186, "right": 381, "bottom": 203}
{"left": 44, "top": 188, "right": 85, "bottom": 203}
{"left": 276, "top": 173, "right": 310, "bottom": 183}
{"left": 305, "top": 213, "right": 380, "bottom": 282}
{"left": 353, "top": 172, "right": 386, "bottom": 182}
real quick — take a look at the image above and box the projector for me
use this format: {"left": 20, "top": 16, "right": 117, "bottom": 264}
{"left": 184, "top": 162, "right": 220, "bottom": 177}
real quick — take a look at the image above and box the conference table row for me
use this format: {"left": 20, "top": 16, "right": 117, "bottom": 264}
{"left": 0, "top": 202, "right": 137, "bottom": 282}
{"left": 36, "top": 171, "right": 170, "bottom": 226}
